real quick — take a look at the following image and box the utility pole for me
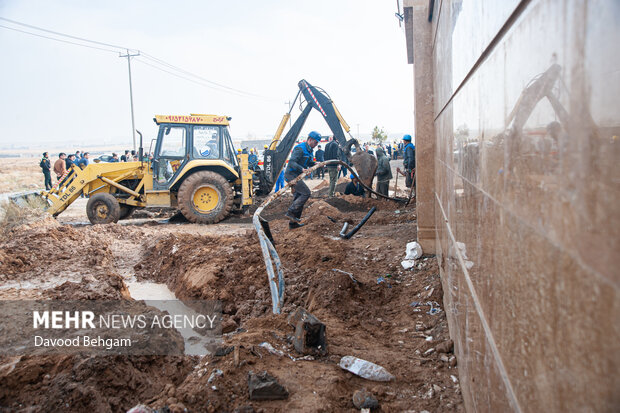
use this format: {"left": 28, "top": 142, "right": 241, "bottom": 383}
{"left": 285, "top": 100, "right": 292, "bottom": 128}
{"left": 120, "top": 49, "right": 140, "bottom": 152}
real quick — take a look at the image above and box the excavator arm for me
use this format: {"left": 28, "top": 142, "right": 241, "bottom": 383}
{"left": 258, "top": 80, "right": 376, "bottom": 195}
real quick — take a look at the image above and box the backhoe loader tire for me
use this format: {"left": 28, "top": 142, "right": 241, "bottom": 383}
{"left": 87, "top": 193, "right": 121, "bottom": 224}
{"left": 177, "top": 171, "right": 233, "bottom": 224}
{"left": 119, "top": 205, "right": 135, "bottom": 220}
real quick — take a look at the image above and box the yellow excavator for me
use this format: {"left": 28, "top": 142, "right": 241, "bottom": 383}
{"left": 12, "top": 80, "right": 376, "bottom": 225}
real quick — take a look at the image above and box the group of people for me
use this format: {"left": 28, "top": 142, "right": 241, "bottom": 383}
{"left": 283, "top": 132, "right": 416, "bottom": 229}
{"left": 39, "top": 149, "right": 143, "bottom": 190}
{"left": 110, "top": 150, "right": 140, "bottom": 163}
{"left": 39, "top": 151, "right": 91, "bottom": 190}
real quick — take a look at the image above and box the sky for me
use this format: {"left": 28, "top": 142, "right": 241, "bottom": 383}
{"left": 0, "top": 0, "right": 413, "bottom": 149}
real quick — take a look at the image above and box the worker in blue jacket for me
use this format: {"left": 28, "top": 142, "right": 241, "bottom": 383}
{"left": 402, "top": 134, "right": 416, "bottom": 188}
{"left": 284, "top": 131, "right": 320, "bottom": 228}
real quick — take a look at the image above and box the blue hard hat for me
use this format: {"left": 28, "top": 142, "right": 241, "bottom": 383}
{"left": 308, "top": 131, "right": 321, "bottom": 141}
{"left": 350, "top": 174, "right": 355, "bottom": 179}
{"left": 403, "top": 134, "right": 412, "bottom": 141}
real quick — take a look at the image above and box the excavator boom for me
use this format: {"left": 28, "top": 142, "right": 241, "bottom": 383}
{"left": 258, "top": 80, "right": 377, "bottom": 194}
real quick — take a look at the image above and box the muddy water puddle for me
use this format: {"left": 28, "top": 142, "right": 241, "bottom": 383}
{"left": 125, "top": 280, "right": 218, "bottom": 355}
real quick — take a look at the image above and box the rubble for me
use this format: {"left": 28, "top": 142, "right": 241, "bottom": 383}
{"left": 247, "top": 371, "right": 289, "bottom": 400}
{"left": 352, "top": 389, "right": 379, "bottom": 410}
{"left": 287, "top": 307, "right": 327, "bottom": 356}
{"left": 339, "top": 356, "right": 395, "bottom": 382}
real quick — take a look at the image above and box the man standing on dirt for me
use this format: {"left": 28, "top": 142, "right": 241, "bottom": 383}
{"left": 40, "top": 152, "right": 52, "bottom": 190}
{"left": 284, "top": 131, "right": 320, "bottom": 228}
{"left": 324, "top": 137, "right": 340, "bottom": 197}
{"left": 375, "top": 146, "right": 392, "bottom": 196}
{"left": 314, "top": 144, "right": 325, "bottom": 179}
{"left": 402, "top": 135, "right": 415, "bottom": 188}
{"left": 53, "top": 153, "right": 67, "bottom": 181}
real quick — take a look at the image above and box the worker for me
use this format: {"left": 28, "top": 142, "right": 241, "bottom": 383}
{"left": 248, "top": 149, "right": 258, "bottom": 170}
{"left": 284, "top": 131, "right": 320, "bottom": 228}
{"left": 40, "top": 152, "right": 52, "bottom": 190}
{"left": 402, "top": 134, "right": 415, "bottom": 188}
{"left": 344, "top": 174, "right": 365, "bottom": 197}
{"left": 375, "top": 146, "right": 392, "bottom": 196}
{"left": 120, "top": 150, "right": 130, "bottom": 162}
{"left": 324, "top": 137, "right": 340, "bottom": 197}
{"left": 275, "top": 169, "right": 285, "bottom": 192}
{"left": 65, "top": 154, "right": 76, "bottom": 170}
{"left": 53, "top": 153, "right": 67, "bottom": 181}
{"left": 314, "top": 144, "right": 325, "bottom": 179}
{"left": 110, "top": 153, "right": 120, "bottom": 162}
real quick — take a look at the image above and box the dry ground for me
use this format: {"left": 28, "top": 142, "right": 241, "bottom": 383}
{"left": 0, "top": 157, "right": 45, "bottom": 193}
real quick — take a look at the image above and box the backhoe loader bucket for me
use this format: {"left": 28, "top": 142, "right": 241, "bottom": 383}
{"left": 343, "top": 138, "right": 378, "bottom": 188}
{"left": 351, "top": 152, "right": 378, "bottom": 187}
{"left": 7, "top": 190, "right": 48, "bottom": 209}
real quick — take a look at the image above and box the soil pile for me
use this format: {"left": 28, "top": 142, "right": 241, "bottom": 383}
{"left": 0, "top": 195, "right": 464, "bottom": 412}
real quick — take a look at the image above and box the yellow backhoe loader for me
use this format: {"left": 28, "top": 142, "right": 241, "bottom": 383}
{"left": 11, "top": 80, "right": 377, "bottom": 225}
{"left": 40, "top": 114, "right": 253, "bottom": 225}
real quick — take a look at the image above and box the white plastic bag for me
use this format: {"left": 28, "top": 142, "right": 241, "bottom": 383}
{"left": 405, "top": 242, "right": 423, "bottom": 260}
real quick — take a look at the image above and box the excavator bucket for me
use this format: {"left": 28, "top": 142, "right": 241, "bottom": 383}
{"left": 351, "top": 151, "right": 378, "bottom": 188}
{"left": 7, "top": 190, "right": 48, "bottom": 209}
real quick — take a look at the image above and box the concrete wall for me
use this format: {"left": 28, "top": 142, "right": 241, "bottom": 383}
{"left": 405, "top": 0, "right": 620, "bottom": 411}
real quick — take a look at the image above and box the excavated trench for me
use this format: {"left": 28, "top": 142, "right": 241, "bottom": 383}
{"left": 0, "top": 195, "right": 464, "bottom": 412}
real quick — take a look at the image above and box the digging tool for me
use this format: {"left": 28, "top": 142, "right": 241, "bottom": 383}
{"left": 406, "top": 170, "right": 416, "bottom": 206}
{"left": 394, "top": 167, "right": 399, "bottom": 195}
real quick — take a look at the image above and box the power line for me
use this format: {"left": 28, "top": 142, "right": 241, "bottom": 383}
{"left": 0, "top": 17, "right": 276, "bottom": 100}
{"left": 0, "top": 16, "right": 133, "bottom": 52}
{"left": 135, "top": 58, "right": 256, "bottom": 98}
{"left": 0, "top": 23, "right": 120, "bottom": 54}
{"left": 140, "top": 52, "right": 273, "bottom": 99}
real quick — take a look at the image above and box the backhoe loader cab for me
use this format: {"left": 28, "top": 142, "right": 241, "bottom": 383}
{"left": 40, "top": 114, "right": 253, "bottom": 225}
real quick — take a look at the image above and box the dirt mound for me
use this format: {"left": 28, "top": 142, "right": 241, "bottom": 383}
{"left": 42, "top": 273, "right": 130, "bottom": 300}
{"left": 135, "top": 233, "right": 270, "bottom": 324}
{"left": 0, "top": 193, "right": 462, "bottom": 411}
{"left": 0, "top": 223, "right": 113, "bottom": 279}
{"left": 0, "top": 355, "right": 194, "bottom": 412}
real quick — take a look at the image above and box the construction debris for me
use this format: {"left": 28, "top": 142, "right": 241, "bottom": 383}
{"left": 247, "top": 371, "right": 289, "bottom": 401}
{"left": 401, "top": 241, "right": 423, "bottom": 269}
{"left": 287, "top": 307, "right": 327, "bottom": 356}
{"left": 352, "top": 389, "right": 380, "bottom": 410}
{"left": 339, "top": 356, "right": 395, "bottom": 382}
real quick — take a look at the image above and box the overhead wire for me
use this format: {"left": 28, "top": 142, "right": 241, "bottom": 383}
{"left": 140, "top": 52, "right": 273, "bottom": 99}
{"left": 0, "top": 17, "right": 277, "bottom": 101}
{"left": 0, "top": 16, "right": 132, "bottom": 52}
{"left": 134, "top": 58, "right": 255, "bottom": 98}
{"left": 0, "top": 23, "right": 120, "bottom": 54}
